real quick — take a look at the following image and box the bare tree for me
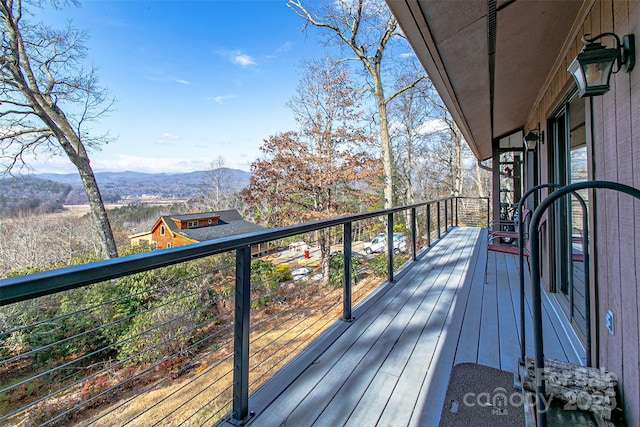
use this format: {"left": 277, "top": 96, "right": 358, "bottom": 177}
{"left": 288, "top": 0, "right": 425, "bottom": 209}
{"left": 0, "top": 0, "right": 118, "bottom": 258}
{"left": 197, "top": 156, "right": 238, "bottom": 211}
{"left": 389, "top": 75, "right": 438, "bottom": 206}
{"left": 0, "top": 213, "right": 102, "bottom": 275}
{"left": 243, "top": 59, "right": 381, "bottom": 277}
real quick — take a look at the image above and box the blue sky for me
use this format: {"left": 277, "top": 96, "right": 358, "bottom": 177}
{"left": 34, "top": 0, "right": 328, "bottom": 174}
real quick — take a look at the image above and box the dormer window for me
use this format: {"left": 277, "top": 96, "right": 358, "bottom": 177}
{"left": 187, "top": 221, "right": 199, "bottom": 228}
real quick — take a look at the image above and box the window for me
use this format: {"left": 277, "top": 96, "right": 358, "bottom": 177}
{"left": 187, "top": 221, "right": 199, "bottom": 228}
{"left": 160, "top": 225, "right": 166, "bottom": 236}
{"left": 167, "top": 242, "right": 172, "bottom": 248}
{"left": 548, "top": 91, "right": 589, "bottom": 343}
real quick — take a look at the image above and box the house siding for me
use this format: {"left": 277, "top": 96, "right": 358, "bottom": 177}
{"left": 526, "top": 1, "right": 640, "bottom": 423}
{"left": 152, "top": 230, "right": 194, "bottom": 249}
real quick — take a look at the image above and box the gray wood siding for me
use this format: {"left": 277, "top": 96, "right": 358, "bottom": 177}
{"left": 594, "top": 2, "right": 640, "bottom": 424}
{"left": 526, "top": 2, "right": 640, "bottom": 424}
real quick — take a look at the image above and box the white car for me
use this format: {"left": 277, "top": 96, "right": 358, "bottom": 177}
{"left": 364, "top": 233, "right": 408, "bottom": 255}
{"left": 291, "top": 266, "right": 313, "bottom": 281}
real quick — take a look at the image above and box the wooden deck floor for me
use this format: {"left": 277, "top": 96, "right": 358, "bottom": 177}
{"left": 220, "top": 227, "right": 586, "bottom": 427}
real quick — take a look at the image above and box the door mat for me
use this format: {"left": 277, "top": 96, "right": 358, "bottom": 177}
{"left": 439, "top": 363, "right": 525, "bottom": 427}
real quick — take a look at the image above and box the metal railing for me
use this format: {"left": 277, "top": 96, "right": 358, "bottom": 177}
{"left": 528, "top": 181, "right": 640, "bottom": 427}
{"left": 0, "top": 196, "right": 488, "bottom": 426}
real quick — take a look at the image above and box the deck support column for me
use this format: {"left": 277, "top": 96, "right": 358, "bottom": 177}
{"left": 426, "top": 204, "right": 432, "bottom": 247}
{"left": 437, "top": 202, "right": 441, "bottom": 240}
{"left": 387, "top": 212, "right": 394, "bottom": 283}
{"left": 343, "top": 222, "right": 353, "bottom": 321}
{"left": 232, "top": 245, "right": 251, "bottom": 423}
{"left": 410, "top": 207, "right": 417, "bottom": 261}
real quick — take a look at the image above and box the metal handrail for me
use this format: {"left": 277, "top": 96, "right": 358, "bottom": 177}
{"left": 529, "top": 180, "right": 640, "bottom": 427}
{"left": 517, "top": 184, "right": 591, "bottom": 368}
{"left": 1, "top": 195, "right": 490, "bottom": 425}
{"left": 0, "top": 198, "right": 452, "bottom": 307}
{"left": 517, "top": 184, "right": 562, "bottom": 367}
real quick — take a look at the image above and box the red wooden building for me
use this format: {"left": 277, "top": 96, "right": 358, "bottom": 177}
{"left": 130, "top": 210, "right": 264, "bottom": 250}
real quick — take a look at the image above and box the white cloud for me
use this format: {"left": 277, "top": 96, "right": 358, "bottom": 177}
{"left": 218, "top": 49, "right": 256, "bottom": 67}
{"left": 213, "top": 94, "right": 237, "bottom": 104}
{"left": 91, "top": 155, "right": 212, "bottom": 174}
{"left": 233, "top": 53, "right": 255, "bottom": 66}
{"left": 267, "top": 42, "right": 293, "bottom": 58}
{"left": 417, "top": 119, "right": 449, "bottom": 134}
{"left": 147, "top": 74, "right": 192, "bottom": 85}
{"left": 156, "top": 133, "right": 182, "bottom": 144}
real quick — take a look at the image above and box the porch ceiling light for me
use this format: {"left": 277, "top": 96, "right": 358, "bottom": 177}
{"left": 568, "top": 32, "right": 635, "bottom": 97}
{"left": 524, "top": 130, "right": 542, "bottom": 151}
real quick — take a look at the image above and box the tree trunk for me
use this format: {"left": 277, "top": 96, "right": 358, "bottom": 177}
{"left": 75, "top": 158, "right": 119, "bottom": 259}
{"left": 474, "top": 161, "right": 486, "bottom": 197}
{"left": 375, "top": 83, "right": 394, "bottom": 209}
{"left": 1, "top": 0, "right": 119, "bottom": 259}
{"left": 454, "top": 133, "right": 462, "bottom": 197}
{"left": 57, "top": 131, "right": 118, "bottom": 259}
{"left": 319, "top": 229, "right": 331, "bottom": 280}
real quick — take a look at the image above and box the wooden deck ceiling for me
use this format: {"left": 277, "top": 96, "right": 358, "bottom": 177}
{"left": 218, "top": 227, "right": 585, "bottom": 427}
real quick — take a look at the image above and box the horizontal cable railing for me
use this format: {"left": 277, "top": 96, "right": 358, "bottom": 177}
{"left": 0, "top": 197, "right": 487, "bottom": 426}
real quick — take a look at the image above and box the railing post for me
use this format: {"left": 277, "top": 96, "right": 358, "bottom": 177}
{"left": 387, "top": 212, "right": 394, "bottom": 283}
{"left": 232, "top": 246, "right": 251, "bottom": 423}
{"left": 411, "top": 207, "right": 417, "bottom": 261}
{"left": 426, "top": 204, "right": 432, "bottom": 247}
{"left": 343, "top": 222, "right": 353, "bottom": 321}
{"left": 437, "top": 202, "right": 442, "bottom": 240}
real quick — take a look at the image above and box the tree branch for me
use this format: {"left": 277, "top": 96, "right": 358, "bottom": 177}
{"left": 385, "top": 75, "right": 426, "bottom": 104}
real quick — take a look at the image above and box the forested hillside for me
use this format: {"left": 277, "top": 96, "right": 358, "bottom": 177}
{"left": 0, "top": 169, "right": 251, "bottom": 216}
{"left": 35, "top": 169, "right": 251, "bottom": 199}
{"left": 0, "top": 176, "right": 121, "bottom": 216}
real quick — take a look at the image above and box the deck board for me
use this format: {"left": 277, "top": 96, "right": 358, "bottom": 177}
{"left": 226, "top": 227, "right": 587, "bottom": 427}
{"left": 389, "top": 230, "right": 479, "bottom": 426}
{"left": 334, "top": 229, "right": 475, "bottom": 426}
{"left": 250, "top": 228, "right": 468, "bottom": 426}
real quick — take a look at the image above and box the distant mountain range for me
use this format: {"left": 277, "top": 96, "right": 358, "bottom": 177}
{"left": 34, "top": 169, "right": 251, "bottom": 198}
{"left": 0, "top": 169, "right": 251, "bottom": 214}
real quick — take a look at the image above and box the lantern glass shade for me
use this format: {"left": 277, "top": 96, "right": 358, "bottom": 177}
{"left": 524, "top": 132, "right": 538, "bottom": 150}
{"left": 568, "top": 43, "right": 620, "bottom": 97}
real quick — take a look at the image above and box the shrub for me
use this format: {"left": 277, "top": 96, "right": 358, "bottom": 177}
{"left": 368, "top": 253, "right": 405, "bottom": 278}
{"left": 328, "top": 253, "right": 359, "bottom": 288}
{"left": 251, "top": 259, "right": 279, "bottom": 291}
{"left": 117, "top": 290, "right": 201, "bottom": 364}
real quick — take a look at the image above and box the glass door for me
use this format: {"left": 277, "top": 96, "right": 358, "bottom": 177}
{"left": 548, "top": 94, "right": 589, "bottom": 343}
{"left": 568, "top": 98, "right": 588, "bottom": 341}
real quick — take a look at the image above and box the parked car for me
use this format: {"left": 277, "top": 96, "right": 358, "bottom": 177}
{"left": 291, "top": 266, "right": 313, "bottom": 281}
{"left": 364, "top": 233, "right": 407, "bottom": 255}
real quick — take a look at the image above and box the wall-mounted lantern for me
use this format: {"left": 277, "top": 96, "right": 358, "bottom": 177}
{"left": 524, "top": 129, "right": 543, "bottom": 151}
{"left": 568, "top": 32, "right": 635, "bottom": 97}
